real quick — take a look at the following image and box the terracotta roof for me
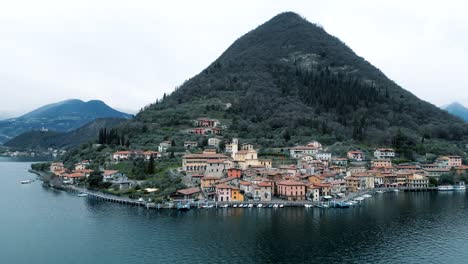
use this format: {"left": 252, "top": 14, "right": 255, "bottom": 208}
{"left": 277, "top": 180, "right": 306, "bottom": 186}
{"left": 103, "top": 170, "right": 119, "bottom": 176}
{"left": 215, "top": 184, "right": 238, "bottom": 190}
{"left": 240, "top": 181, "right": 252, "bottom": 186}
{"left": 183, "top": 153, "right": 228, "bottom": 159}
{"left": 177, "top": 187, "right": 201, "bottom": 195}
{"left": 257, "top": 182, "right": 272, "bottom": 187}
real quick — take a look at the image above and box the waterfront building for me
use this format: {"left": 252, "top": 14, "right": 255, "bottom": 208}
{"left": 174, "top": 187, "right": 204, "bottom": 200}
{"left": 405, "top": 174, "right": 429, "bottom": 188}
{"left": 253, "top": 182, "right": 273, "bottom": 201}
{"left": 277, "top": 180, "right": 306, "bottom": 201}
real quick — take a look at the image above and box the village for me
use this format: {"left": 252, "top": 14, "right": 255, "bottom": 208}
{"left": 46, "top": 117, "right": 468, "bottom": 208}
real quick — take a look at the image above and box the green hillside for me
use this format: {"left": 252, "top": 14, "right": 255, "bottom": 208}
{"left": 125, "top": 12, "right": 466, "bottom": 150}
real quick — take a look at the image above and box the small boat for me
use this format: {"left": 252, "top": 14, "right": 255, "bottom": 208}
{"left": 362, "top": 194, "right": 372, "bottom": 198}
{"left": 222, "top": 204, "right": 229, "bottom": 208}
{"left": 177, "top": 203, "right": 191, "bottom": 211}
{"left": 304, "top": 204, "right": 313, "bottom": 208}
{"left": 268, "top": 204, "right": 273, "bottom": 208}
{"left": 438, "top": 185, "right": 454, "bottom": 191}
{"left": 393, "top": 189, "right": 399, "bottom": 192}
{"left": 454, "top": 182, "right": 466, "bottom": 191}
{"left": 233, "top": 204, "right": 238, "bottom": 208}
{"left": 248, "top": 204, "right": 254, "bottom": 208}
{"left": 335, "top": 202, "right": 350, "bottom": 208}
{"left": 355, "top": 197, "right": 365, "bottom": 201}
{"left": 138, "top": 198, "right": 145, "bottom": 202}
{"left": 20, "top": 180, "right": 33, "bottom": 184}
{"left": 77, "top": 193, "right": 88, "bottom": 197}
{"left": 273, "top": 204, "right": 278, "bottom": 208}
{"left": 279, "top": 204, "right": 284, "bottom": 208}
{"left": 257, "top": 204, "right": 263, "bottom": 208}
{"left": 376, "top": 190, "right": 384, "bottom": 194}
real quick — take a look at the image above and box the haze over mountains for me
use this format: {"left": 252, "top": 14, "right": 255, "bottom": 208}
{"left": 132, "top": 12, "right": 467, "bottom": 148}
{"left": 4, "top": 12, "right": 467, "bottom": 151}
{"left": 0, "top": 99, "right": 132, "bottom": 144}
{"left": 444, "top": 102, "right": 468, "bottom": 122}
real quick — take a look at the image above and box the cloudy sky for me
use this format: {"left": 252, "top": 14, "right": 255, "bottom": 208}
{"left": 1, "top": 0, "right": 467, "bottom": 118}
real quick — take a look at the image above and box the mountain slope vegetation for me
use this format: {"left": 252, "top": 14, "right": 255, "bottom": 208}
{"left": 4, "top": 118, "right": 127, "bottom": 150}
{"left": 127, "top": 12, "right": 467, "bottom": 149}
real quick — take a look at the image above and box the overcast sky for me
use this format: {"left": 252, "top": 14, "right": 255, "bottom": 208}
{"left": 1, "top": 0, "right": 467, "bottom": 118}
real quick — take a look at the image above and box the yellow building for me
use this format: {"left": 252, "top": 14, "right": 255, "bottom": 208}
{"left": 231, "top": 188, "right": 244, "bottom": 202}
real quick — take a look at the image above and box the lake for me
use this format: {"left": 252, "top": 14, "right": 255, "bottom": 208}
{"left": 2, "top": 158, "right": 468, "bottom": 263}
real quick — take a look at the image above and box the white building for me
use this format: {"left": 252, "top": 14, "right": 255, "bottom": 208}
{"left": 374, "top": 148, "right": 395, "bottom": 159}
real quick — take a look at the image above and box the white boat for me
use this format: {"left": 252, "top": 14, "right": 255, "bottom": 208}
{"left": 20, "top": 180, "right": 33, "bottom": 184}
{"left": 248, "top": 204, "right": 254, "bottom": 208}
{"left": 454, "top": 182, "right": 466, "bottom": 191}
{"left": 438, "top": 185, "right": 455, "bottom": 191}
{"left": 393, "top": 189, "right": 399, "bottom": 192}
{"left": 376, "top": 190, "right": 384, "bottom": 194}
{"left": 279, "top": 204, "right": 284, "bottom": 208}
{"left": 77, "top": 193, "right": 88, "bottom": 197}
{"left": 304, "top": 204, "right": 313, "bottom": 208}
{"left": 355, "top": 197, "right": 365, "bottom": 201}
{"left": 362, "top": 194, "right": 372, "bottom": 198}
{"left": 257, "top": 204, "right": 263, "bottom": 208}
{"left": 138, "top": 198, "right": 145, "bottom": 202}
{"left": 233, "top": 204, "right": 238, "bottom": 208}
{"left": 273, "top": 204, "right": 278, "bottom": 208}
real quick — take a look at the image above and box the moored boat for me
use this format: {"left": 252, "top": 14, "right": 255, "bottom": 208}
{"left": 257, "top": 204, "right": 263, "bottom": 208}
{"left": 77, "top": 193, "right": 88, "bottom": 197}
{"left": 304, "top": 204, "right": 313, "bottom": 208}
{"left": 454, "top": 182, "right": 466, "bottom": 191}
{"left": 20, "top": 180, "right": 33, "bottom": 184}
{"left": 437, "top": 185, "right": 454, "bottom": 191}
{"left": 177, "top": 203, "right": 191, "bottom": 211}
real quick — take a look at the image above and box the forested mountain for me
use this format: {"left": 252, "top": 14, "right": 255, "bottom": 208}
{"left": 125, "top": 12, "right": 466, "bottom": 149}
{"left": 444, "top": 102, "right": 468, "bottom": 122}
{"left": 4, "top": 118, "right": 127, "bottom": 150}
{"left": 0, "top": 99, "right": 132, "bottom": 144}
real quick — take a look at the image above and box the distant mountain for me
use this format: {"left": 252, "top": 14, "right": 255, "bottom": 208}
{"left": 4, "top": 118, "right": 127, "bottom": 150}
{"left": 132, "top": 12, "right": 467, "bottom": 149}
{"left": 0, "top": 99, "right": 132, "bottom": 144}
{"left": 444, "top": 102, "right": 468, "bottom": 122}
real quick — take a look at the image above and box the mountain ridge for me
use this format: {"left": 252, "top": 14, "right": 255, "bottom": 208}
{"left": 131, "top": 12, "right": 466, "bottom": 150}
{"left": 0, "top": 99, "right": 132, "bottom": 144}
{"left": 444, "top": 102, "right": 468, "bottom": 121}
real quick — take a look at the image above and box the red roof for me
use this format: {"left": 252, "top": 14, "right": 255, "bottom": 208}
{"left": 64, "top": 172, "right": 85, "bottom": 178}
{"left": 277, "top": 180, "right": 306, "bottom": 186}
{"left": 103, "top": 170, "right": 119, "bottom": 176}
{"left": 215, "top": 184, "right": 238, "bottom": 190}
{"left": 257, "top": 182, "right": 272, "bottom": 187}
{"left": 177, "top": 187, "right": 201, "bottom": 195}
{"left": 183, "top": 153, "right": 228, "bottom": 159}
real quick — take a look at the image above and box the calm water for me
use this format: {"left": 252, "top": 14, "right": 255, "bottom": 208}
{"left": 2, "top": 158, "right": 468, "bottom": 263}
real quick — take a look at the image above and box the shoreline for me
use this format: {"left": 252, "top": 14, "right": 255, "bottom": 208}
{"left": 28, "top": 169, "right": 440, "bottom": 210}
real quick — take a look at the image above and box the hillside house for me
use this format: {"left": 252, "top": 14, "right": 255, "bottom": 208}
{"left": 374, "top": 148, "right": 395, "bottom": 159}
{"left": 347, "top": 150, "right": 365, "bottom": 161}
